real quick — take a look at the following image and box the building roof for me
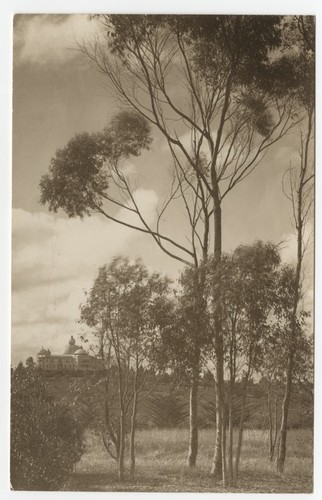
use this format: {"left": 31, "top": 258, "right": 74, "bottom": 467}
{"left": 74, "top": 348, "right": 87, "bottom": 355}
{"left": 62, "top": 335, "right": 81, "bottom": 354}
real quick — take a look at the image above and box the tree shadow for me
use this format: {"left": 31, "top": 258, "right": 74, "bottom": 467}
{"left": 66, "top": 470, "right": 176, "bottom": 492}
{"left": 66, "top": 465, "right": 313, "bottom": 493}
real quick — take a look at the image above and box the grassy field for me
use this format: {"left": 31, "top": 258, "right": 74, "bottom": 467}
{"left": 65, "top": 427, "right": 313, "bottom": 493}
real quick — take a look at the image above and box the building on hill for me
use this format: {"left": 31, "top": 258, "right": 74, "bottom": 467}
{"left": 37, "top": 335, "right": 103, "bottom": 372}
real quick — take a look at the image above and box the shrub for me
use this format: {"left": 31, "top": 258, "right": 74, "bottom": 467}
{"left": 146, "top": 391, "right": 188, "bottom": 428}
{"left": 11, "top": 365, "right": 84, "bottom": 490}
{"left": 201, "top": 394, "right": 262, "bottom": 428}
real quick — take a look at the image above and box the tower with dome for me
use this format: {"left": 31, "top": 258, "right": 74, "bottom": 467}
{"left": 36, "top": 335, "right": 103, "bottom": 372}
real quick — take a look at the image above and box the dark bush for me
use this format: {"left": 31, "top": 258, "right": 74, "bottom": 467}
{"left": 11, "top": 365, "right": 84, "bottom": 490}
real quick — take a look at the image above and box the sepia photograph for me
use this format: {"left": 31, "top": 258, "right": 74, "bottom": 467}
{"left": 9, "top": 9, "right": 315, "bottom": 494}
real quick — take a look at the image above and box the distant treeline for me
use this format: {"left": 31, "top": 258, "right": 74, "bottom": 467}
{"left": 42, "top": 371, "right": 313, "bottom": 431}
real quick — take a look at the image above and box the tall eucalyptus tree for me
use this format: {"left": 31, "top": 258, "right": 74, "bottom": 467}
{"left": 40, "top": 15, "right": 306, "bottom": 477}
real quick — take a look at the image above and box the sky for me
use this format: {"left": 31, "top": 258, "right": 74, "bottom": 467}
{"left": 11, "top": 13, "right": 314, "bottom": 366}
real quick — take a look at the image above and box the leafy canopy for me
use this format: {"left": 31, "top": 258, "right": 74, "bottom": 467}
{"left": 80, "top": 256, "right": 172, "bottom": 370}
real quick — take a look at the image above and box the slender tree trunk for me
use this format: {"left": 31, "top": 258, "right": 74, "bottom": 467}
{"left": 211, "top": 333, "right": 224, "bottom": 478}
{"left": 233, "top": 415, "right": 244, "bottom": 486}
{"left": 269, "top": 401, "right": 279, "bottom": 460}
{"left": 115, "top": 420, "right": 120, "bottom": 462}
{"left": 221, "top": 406, "right": 228, "bottom": 487}
{"left": 275, "top": 417, "right": 281, "bottom": 459}
{"left": 211, "top": 390, "right": 222, "bottom": 477}
{"left": 130, "top": 390, "right": 138, "bottom": 479}
{"left": 130, "top": 356, "right": 140, "bottom": 478}
{"left": 267, "top": 382, "right": 274, "bottom": 460}
{"left": 276, "top": 185, "right": 301, "bottom": 473}
{"left": 233, "top": 350, "right": 252, "bottom": 486}
{"left": 228, "top": 323, "right": 236, "bottom": 483}
{"left": 233, "top": 392, "right": 247, "bottom": 485}
{"left": 187, "top": 359, "right": 199, "bottom": 467}
{"left": 118, "top": 411, "right": 125, "bottom": 481}
{"left": 268, "top": 390, "right": 280, "bottom": 461}
{"left": 213, "top": 197, "right": 222, "bottom": 261}
{"left": 228, "top": 396, "right": 234, "bottom": 483}
{"left": 276, "top": 353, "right": 294, "bottom": 473}
{"left": 276, "top": 194, "right": 301, "bottom": 473}
{"left": 277, "top": 108, "right": 313, "bottom": 473}
{"left": 103, "top": 372, "right": 120, "bottom": 461}
{"left": 116, "top": 354, "right": 125, "bottom": 481}
{"left": 273, "top": 397, "right": 279, "bottom": 457}
{"left": 187, "top": 266, "right": 204, "bottom": 467}
{"left": 211, "top": 195, "right": 224, "bottom": 478}
{"left": 208, "top": 70, "right": 234, "bottom": 482}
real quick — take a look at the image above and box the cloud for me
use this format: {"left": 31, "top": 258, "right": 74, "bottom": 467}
{"left": 280, "top": 223, "right": 314, "bottom": 317}
{"left": 14, "top": 14, "right": 98, "bottom": 65}
{"left": 12, "top": 189, "right": 159, "bottom": 364}
{"left": 280, "top": 220, "right": 314, "bottom": 266}
{"left": 12, "top": 190, "right": 158, "bottom": 291}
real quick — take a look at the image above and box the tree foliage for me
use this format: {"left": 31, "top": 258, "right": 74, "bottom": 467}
{"left": 39, "top": 111, "right": 152, "bottom": 218}
{"left": 160, "top": 264, "right": 210, "bottom": 381}
{"left": 79, "top": 256, "right": 173, "bottom": 479}
{"left": 80, "top": 256, "right": 172, "bottom": 371}
{"left": 206, "top": 241, "right": 281, "bottom": 374}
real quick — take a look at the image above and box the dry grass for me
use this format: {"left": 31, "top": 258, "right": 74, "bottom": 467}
{"left": 65, "top": 427, "right": 313, "bottom": 492}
